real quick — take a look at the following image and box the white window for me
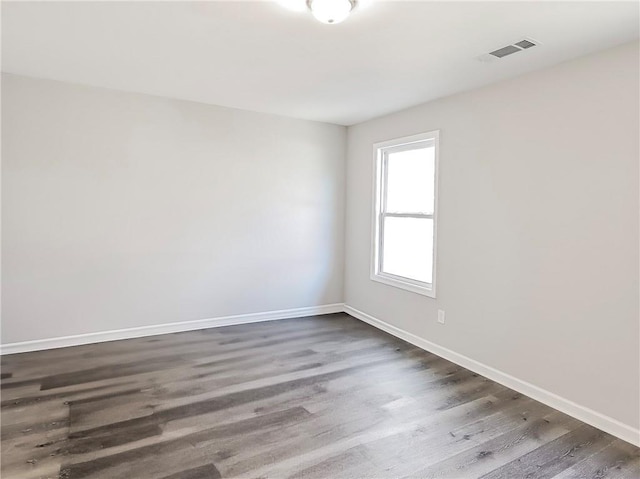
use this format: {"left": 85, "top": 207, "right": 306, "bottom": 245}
{"left": 371, "top": 131, "right": 439, "bottom": 297}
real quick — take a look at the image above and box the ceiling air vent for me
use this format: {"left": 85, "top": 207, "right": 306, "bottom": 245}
{"left": 514, "top": 39, "right": 536, "bottom": 49}
{"left": 489, "top": 45, "right": 521, "bottom": 58}
{"left": 489, "top": 38, "right": 539, "bottom": 58}
{"left": 478, "top": 38, "right": 539, "bottom": 62}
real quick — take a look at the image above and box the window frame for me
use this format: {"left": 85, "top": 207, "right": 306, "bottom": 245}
{"left": 370, "top": 130, "right": 440, "bottom": 298}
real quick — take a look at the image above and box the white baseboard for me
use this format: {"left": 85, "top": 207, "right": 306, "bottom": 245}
{"left": 343, "top": 304, "right": 640, "bottom": 447}
{"left": 0, "top": 303, "right": 345, "bottom": 355}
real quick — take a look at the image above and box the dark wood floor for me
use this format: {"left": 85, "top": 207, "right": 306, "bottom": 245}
{"left": 1, "top": 313, "right": 638, "bottom": 479}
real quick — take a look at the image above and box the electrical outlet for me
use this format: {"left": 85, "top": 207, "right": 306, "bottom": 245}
{"left": 437, "top": 310, "right": 446, "bottom": 325}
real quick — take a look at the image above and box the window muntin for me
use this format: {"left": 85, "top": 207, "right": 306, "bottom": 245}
{"left": 372, "top": 131, "right": 439, "bottom": 297}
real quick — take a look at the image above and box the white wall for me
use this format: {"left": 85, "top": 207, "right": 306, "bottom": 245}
{"left": 345, "top": 42, "right": 639, "bottom": 430}
{"left": 1, "top": 74, "right": 346, "bottom": 344}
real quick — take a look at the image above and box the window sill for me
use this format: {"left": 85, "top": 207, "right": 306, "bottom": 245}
{"left": 370, "top": 272, "right": 436, "bottom": 298}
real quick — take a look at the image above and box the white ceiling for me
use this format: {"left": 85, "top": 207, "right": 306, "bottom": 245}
{"left": 2, "top": 1, "right": 638, "bottom": 125}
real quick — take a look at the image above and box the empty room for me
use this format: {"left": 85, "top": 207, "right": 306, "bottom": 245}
{"left": 1, "top": 1, "right": 639, "bottom": 478}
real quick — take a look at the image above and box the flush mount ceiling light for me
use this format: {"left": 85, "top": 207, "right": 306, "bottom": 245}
{"left": 307, "top": 0, "right": 356, "bottom": 24}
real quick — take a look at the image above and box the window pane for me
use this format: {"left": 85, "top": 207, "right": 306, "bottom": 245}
{"left": 382, "top": 217, "right": 433, "bottom": 284}
{"left": 385, "top": 146, "right": 435, "bottom": 214}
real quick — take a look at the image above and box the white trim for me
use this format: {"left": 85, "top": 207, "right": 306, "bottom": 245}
{"left": 343, "top": 304, "right": 640, "bottom": 447}
{"left": 370, "top": 130, "right": 439, "bottom": 299}
{"left": 371, "top": 272, "right": 434, "bottom": 297}
{"left": 373, "top": 131, "right": 437, "bottom": 150}
{"left": 0, "top": 303, "right": 345, "bottom": 355}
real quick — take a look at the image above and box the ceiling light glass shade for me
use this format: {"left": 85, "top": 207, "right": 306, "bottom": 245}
{"left": 307, "top": 0, "right": 355, "bottom": 24}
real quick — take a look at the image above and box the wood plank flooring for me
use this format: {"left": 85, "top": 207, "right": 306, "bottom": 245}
{"left": 1, "top": 313, "right": 638, "bottom": 479}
